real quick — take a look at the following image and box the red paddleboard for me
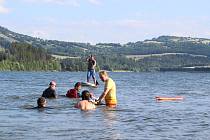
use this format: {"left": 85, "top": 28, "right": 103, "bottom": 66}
{"left": 155, "top": 96, "right": 184, "bottom": 101}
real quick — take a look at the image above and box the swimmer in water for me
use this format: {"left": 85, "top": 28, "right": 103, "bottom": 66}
{"left": 75, "top": 90, "right": 96, "bottom": 111}
{"left": 37, "top": 97, "right": 47, "bottom": 108}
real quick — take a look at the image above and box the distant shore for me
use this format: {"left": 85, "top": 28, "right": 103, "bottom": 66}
{"left": 112, "top": 70, "right": 133, "bottom": 72}
{"left": 1, "top": 67, "right": 210, "bottom": 72}
{"left": 160, "top": 66, "right": 210, "bottom": 72}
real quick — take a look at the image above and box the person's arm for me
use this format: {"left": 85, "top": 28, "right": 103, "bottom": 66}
{"left": 74, "top": 102, "right": 80, "bottom": 108}
{"left": 93, "top": 59, "right": 96, "bottom": 67}
{"left": 91, "top": 103, "right": 96, "bottom": 109}
{"left": 77, "top": 92, "right": 82, "bottom": 98}
{"left": 42, "top": 91, "right": 45, "bottom": 97}
{"left": 90, "top": 92, "right": 95, "bottom": 98}
{"left": 53, "top": 90, "right": 57, "bottom": 98}
{"left": 97, "top": 88, "right": 110, "bottom": 102}
{"left": 86, "top": 56, "right": 90, "bottom": 61}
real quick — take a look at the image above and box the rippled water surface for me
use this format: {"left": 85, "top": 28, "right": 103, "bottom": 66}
{"left": 0, "top": 72, "right": 210, "bottom": 140}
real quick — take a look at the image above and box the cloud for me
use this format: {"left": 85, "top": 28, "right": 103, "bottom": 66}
{"left": 6, "top": 17, "right": 210, "bottom": 44}
{"left": 23, "top": 0, "right": 102, "bottom": 6}
{"left": 0, "top": 0, "right": 10, "bottom": 14}
{"left": 23, "top": 0, "right": 80, "bottom": 6}
{"left": 0, "top": 6, "right": 9, "bottom": 13}
{"left": 61, "top": 18, "right": 210, "bottom": 43}
{"left": 87, "top": 0, "right": 101, "bottom": 5}
{"left": 45, "top": 0, "right": 80, "bottom": 6}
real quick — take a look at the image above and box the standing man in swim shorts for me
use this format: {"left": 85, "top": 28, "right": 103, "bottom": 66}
{"left": 97, "top": 70, "right": 117, "bottom": 107}
{"left": 86, "top": 55, "right": 97, "bottom": 85}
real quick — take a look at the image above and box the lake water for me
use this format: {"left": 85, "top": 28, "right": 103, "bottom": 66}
{"left": 0, "top": 72, "right": 210, "bottom": 140}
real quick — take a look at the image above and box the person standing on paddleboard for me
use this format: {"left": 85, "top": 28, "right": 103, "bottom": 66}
{"left": 86, "top": 55, "right": 98, "bottom": 86}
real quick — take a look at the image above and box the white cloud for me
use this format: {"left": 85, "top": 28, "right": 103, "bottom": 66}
{"left": 0, "top": 6, "right": 9, "bottom": 13}
{"left": 23, "top": 0, "right": 80, "bottom": 6}
{"left": 23, "top": 0, "right": 102, "bottom": 6}
{"left": 61, "top": 19, "right": 210, "bottom": 43}
{"left": 0, "top": 0, "right": 10, "bottom": 14}
{"left": 88, "top": 0, "right": 101, "bottom": 5}
{"left": 4, "top": 17, "right": 210, "bottom": 44}
{"left": 46, "top": 0, "right": 80, "bottom": 6}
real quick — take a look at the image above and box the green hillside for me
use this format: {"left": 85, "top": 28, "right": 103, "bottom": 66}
{"left": 0, "top": 42, "right": 60, "bottom": 71}
{"left": 1, "top": 25, "right": 210, "bottom": 72}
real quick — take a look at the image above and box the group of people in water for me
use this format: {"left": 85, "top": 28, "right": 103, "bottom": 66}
{"left": 36, "top": 55, "right": 117, "bottom": 110}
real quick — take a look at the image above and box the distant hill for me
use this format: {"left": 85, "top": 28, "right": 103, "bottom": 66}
{"left": 1, "top": 25, "right": 210, "bottom": 56}
{"left": 0, "top": 42, "right": 60, "bottom": 71}
{"left": 0, "top": 26, "right": 93, "bottom": 56}
{"left": 1, "top": 25, "right": 210, "bottom": 72}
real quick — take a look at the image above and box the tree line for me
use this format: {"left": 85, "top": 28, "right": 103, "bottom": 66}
{"left": 0, "top": 42, "right": 60, "bottom": 71}
{"left": 1, "top": 42, "right": 210, "bottom": 72}
{"left": 1, "top": 31, "right": 210, "bottom": 72}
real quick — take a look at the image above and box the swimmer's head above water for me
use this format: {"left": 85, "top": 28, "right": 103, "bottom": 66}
{"left": 37, "top": 97, "right": 47, "bottom": 108}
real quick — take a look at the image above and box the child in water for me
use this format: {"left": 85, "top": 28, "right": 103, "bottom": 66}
{"left": 66, "top": 82, "right": 81, "bottom": 98}
{"left": 66, "top": 82, "right": 98, "bottom": 101}
{"left": 37, "top": 97, "right": 47, "bottom": 108}
{"left": 75, "top": 90, "right": 96, "bottom": 111}
{"left": 42, "top": 81, "right": 57, "bottom": 99}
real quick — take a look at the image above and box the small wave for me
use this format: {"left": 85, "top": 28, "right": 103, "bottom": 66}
{"left": 6, "top": 95, "right": 21, "bottom": 100}
{"left": 104, "top": 108, "right": 136, "bottom": 112}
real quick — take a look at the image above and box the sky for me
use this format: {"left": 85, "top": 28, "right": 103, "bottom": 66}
{"left": 0, "top": 0, "right": 210, "bottom": 44}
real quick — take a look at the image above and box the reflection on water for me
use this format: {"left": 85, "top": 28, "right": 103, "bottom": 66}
{"left": 103, "top": 108, "right": 118, "bottom": 127}
{"left": 0, "top": 72, "right": 210, "bottom": 139}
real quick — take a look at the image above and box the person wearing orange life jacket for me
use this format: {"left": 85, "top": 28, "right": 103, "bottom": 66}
{"left": 96, "top": 70, "right": 117, "bottom": 107}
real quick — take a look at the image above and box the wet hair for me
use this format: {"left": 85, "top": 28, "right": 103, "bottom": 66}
{"left": 49, "top": 81, "right": 56, "bottom": 87}
{"left": 74, "top": 82, "right": 81, "bottom": 88}
{"left": 37, "top": 97, "right": 46, "bottom": 108}
{"left": 81, "top": 90, "right": 90, "bottom": 100}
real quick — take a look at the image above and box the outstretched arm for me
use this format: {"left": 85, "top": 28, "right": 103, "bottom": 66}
{"left": 97, "top": 88, "right": 110, "bottom": 102}
{"left": 86, "top": 56, "right": 90, "bottom": 61}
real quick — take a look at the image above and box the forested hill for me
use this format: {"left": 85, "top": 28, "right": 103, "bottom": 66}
{"left": 0, "top": 42, "right": 60, "bottom": 71}
{"left": 1, "top": 25, "right": 210, "bottom": 72}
